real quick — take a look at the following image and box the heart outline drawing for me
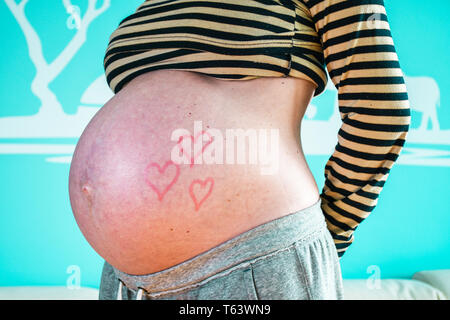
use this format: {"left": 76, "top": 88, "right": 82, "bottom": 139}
{"left": 145, "top": 160, "right": 180, "bottom": 201}
{"left": 189, "top": 177, "right": 214, "bottom": 211}
{"left": 176, "top": 130, "right": 214, "bottom": 168}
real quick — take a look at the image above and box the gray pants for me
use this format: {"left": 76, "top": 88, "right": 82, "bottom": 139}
{"left": 99, "top": 198, "right": 344, "bottom": 300}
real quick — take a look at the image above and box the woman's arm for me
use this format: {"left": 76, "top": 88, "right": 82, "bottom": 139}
{"left": 300, "top": 0, "right": 411, "bottom": 257}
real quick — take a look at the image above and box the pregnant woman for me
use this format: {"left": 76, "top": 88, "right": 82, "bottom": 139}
{"left": 68, "top": 0, "right": 411, "bottom": 300}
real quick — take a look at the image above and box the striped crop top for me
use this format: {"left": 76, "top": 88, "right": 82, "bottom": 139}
{"left": 104, "top": 0, "right": 412, "bottom": 257}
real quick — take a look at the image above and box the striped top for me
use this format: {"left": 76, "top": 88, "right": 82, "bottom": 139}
{"left": 104, "top": 0, "right": 411, "bottom": 257}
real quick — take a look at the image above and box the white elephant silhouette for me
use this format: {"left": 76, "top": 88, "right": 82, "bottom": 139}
{"left": 404, "top": 76, "right": 440, "bottom": 131}
{"left": 307, "top": 75, "right": 441, "bottom": 132}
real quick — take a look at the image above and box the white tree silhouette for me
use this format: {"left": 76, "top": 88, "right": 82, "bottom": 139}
{"left": 5, "top": 0, "right": 110, "bottom": 116}
{"left": 1, "top": 0, "right": 449, "bottom": 167}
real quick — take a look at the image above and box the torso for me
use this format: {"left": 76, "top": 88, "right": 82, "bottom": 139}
{"left": 68, "top": 69, "right": 320, "bottom": 275}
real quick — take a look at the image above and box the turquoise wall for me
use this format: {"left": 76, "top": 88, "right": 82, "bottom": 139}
{"left": 1, "top": 0, "right": 449, "bottom": 289}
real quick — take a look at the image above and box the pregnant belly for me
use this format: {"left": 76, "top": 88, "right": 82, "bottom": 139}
{"left": 68, "top": 70, "right": 320, "bottom": 275}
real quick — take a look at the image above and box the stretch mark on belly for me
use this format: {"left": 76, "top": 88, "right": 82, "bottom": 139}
{"left": 176, "top": 130, "right": 214, "bottom": 167}
{"left": 145, "top": 160, "right": 180, "bottom": 201}
{"left": 189, "top": 177, "right": 214, "bottom": 211}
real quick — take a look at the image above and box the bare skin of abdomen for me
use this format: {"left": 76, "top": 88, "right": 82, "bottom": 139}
{"left": 68, "top": 69, "right": 320, "bottom": 275}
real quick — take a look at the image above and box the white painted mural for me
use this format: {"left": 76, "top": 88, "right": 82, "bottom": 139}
{"left": 1, "top": 0, "right": 448, "bottom": 168}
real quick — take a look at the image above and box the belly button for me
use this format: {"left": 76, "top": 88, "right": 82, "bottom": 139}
{"left": 82, "top": 184, "right": 92, "bottom": 195}
{"left": 81, "top": 184, "right": 94, "bottom": 208}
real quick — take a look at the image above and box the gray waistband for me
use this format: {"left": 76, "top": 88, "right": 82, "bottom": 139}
{"left": 113, "top": 197, "right": 326, "bottom": 296}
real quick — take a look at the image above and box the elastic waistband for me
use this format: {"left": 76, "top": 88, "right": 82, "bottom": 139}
{"left": 113, "top": 197, "right": 326, "bottom": 296}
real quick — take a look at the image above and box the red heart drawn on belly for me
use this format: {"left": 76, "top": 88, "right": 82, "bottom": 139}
{"left": 189, "top": 177, "right": 214, "bottom": 211}
{"left": 145, "top": 160, "right": 180, "bottom": 201}
{"left": 177, "top": 131, "right": 214, "bottom": 168}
